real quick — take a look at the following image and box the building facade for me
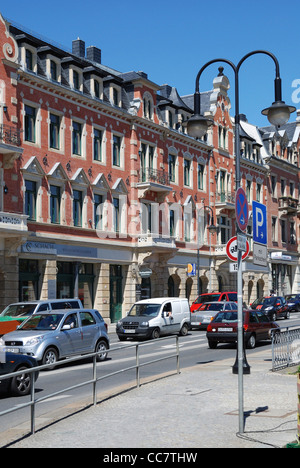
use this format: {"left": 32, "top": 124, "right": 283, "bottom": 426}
{"left": 0, "top": 12, "right": 299, "bottom": 324}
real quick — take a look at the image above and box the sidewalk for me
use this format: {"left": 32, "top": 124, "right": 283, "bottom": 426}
{"left": 6, "top": 350, "right": 299, "bottom": 449}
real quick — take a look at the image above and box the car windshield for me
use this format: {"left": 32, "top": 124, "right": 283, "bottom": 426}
{"left": 128, "top": 304, "right": 160, "bottom": 317}
{"left": 212, "top": 311, "right": 238, "bottom": 323}
{"left": 262, "top": 297, "right": 277, "bottom": 307}
{"left": 194, "top": 294, "right": 220, "bottom": 305}
{"left": 0, "top": 303, "right": 37, "bottom": 318}
{"left": 286, "top": 295, "right": 297, "bottom": 301}
{"left": 19, "top": 314, "right": 63, "bottom": 331}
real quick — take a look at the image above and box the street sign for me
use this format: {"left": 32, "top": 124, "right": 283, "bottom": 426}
{"left": 237, "top": 233, "right": 247, "bottom": 252}
{"left": 253, "top": 242, "right": 267, "bottom": 267}
{"left": 187, "top": 263, "right": 196, "bottom": 277}
{"left": 235, "top": 187, "right": 248, "bottom": 232}
{"left": 253, "top": 201, "right": 267, "bottom": 245}
{"left": 226, "top": 236, "right": 250, "bottom": 262}
{"left": 229, "top": 263, "right": 246, "bottom": 272}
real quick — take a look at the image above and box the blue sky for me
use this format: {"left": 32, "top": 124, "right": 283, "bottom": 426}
{"left": 1, "top": 0, "right": 299, "bottom": 127}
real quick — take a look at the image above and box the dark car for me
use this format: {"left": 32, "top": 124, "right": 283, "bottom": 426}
{"left": 252, "top": 296, "right": 290, "bottom": 321}
{"left": 191, "top": 291, "right": 237, "bottom": 312}
{"left": 206, "top": 309, "right": 280, "bottom": 349}
{"left": 285, "top": 294, "right": 300, "bottom": 312}
{"left": 0, "top": 353, "right": 39, "bottom": 396}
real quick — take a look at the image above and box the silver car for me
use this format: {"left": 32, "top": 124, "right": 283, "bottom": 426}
{"left": 190, "top": 301, "right": 238, "bottom": 330}
{"left": 0, "top": 309, "right": 109, "bottom": 367}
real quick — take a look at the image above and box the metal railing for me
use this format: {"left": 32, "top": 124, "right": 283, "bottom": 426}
{"left": 0, "top": 335, "right": 180, "bottom": 437}
{"left": 0, "top": 124, "right": 22, "bottom": 146}
{"left": 271, "top": 325, "right": 300, "bottom": 371}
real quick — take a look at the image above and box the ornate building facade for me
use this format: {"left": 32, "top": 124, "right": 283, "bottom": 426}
{"left": 0, "top": 12, "right": 299, "bottom": 323}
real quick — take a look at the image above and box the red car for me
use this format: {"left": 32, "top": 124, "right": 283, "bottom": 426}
{"left": 191, "top": 291, "right": 237, "bottom": 312}
{"left": 206, "top": 309, "right": 279, "bottom": 349}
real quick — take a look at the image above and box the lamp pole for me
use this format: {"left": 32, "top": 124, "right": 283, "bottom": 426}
{"left": 197, "top": 205, "right": 217, "bottom": 296}
{"left": 187, "top": 51, "right": 295, "bottom": 434}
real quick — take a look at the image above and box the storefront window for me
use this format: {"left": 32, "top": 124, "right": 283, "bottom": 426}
{"left": 19, "top": 259, "right": 39, "bottom": 301}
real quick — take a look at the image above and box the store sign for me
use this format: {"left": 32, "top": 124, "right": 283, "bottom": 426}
{"left": 21, "top": 242, "right": 57, "bottom": 255}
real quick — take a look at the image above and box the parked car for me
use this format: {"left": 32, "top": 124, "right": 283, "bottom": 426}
{"left": 191, "top": 292, "right": 237, "bottom": 312}
{"left": 116, "top": 298, "right": 191, "bottom": 340}
{"left": 285, "top": 294, "right": 300, "bottom": 312}
{"left": 190, "top": 301, "right": 238, "bottom": 330}
{"left": 0, "top": 352, "right": 39, "bottom": 396}
{"left": 206, "top": 309, "right": 280, "bottom": 349}
{"left": 0, "top": 299, "right": 83, "bottom": 336}
{"left": 0, "top": 309, "right": 109, "bottom": 367}
{"left": 251, "top": 296, "right": 290, "bottom": 321}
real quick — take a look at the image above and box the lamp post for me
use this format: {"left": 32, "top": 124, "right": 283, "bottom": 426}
{"left": 187, "top": 50, "right": 296, "bottom": 434}
{"left": 197, "top": 206, "right": 217, "bottom": 296}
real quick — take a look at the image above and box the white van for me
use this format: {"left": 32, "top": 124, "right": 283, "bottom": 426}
{"left": 116, "top": 297, "right": 191, "bottom": 340}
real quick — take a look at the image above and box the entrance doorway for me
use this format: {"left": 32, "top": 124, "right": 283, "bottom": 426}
{"left": 110, "top": 265, "right": 123, "bottom": 323}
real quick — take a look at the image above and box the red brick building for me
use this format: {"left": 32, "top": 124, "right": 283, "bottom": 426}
{"left": 0, "top": 12, "right": 299, "bottom": 323}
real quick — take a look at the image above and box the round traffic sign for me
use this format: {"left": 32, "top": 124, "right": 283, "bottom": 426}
{"left": 226, "top": 236, "right": 250, "bottom": 262}
{"left": 235, "top": 187, "right": 248, "bottom": 232}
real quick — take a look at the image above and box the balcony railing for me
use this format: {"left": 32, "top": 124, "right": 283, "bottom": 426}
{"left": 0, "top": 124, "right": 22, "bottom": 147}
{"left": 278, "top": 196, "right": 298, "bottom": 214}
{"left": 215, "top": 191, "right": 235, "bottom": 204}
{"left": 139, "top": 168, "right": 171, "bottom": 186}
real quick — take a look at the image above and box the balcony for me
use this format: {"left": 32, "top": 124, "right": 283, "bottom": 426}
{"left": 137, "top": 234, "right": 177, "bottom": 251}
{"left": 215, "top": 191, "right": 235, "bottom": 215}
{"left": 278, "top": 196, "right": 298, "bottom": 215}
{"left": 0, "top": 124, "right": 23, "bottom": 168}
{"left": 137, "top": 168, "right": 172, "bottom": 200}
{"left": 0, "top": 212, "right": 28, "bottom": 234}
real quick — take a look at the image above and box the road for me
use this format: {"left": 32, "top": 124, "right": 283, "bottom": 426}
{"left": 0, "top": 312, "right": 300, "bottom": 443}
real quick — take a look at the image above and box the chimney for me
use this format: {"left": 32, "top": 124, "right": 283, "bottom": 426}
{"left": 86, "top": 46, "right": 101, "bottom": 64}
{"left": 72, "top": 38, "right": 85, "bottom": 58}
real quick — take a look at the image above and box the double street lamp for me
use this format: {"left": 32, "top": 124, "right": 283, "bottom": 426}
{"left": 187, "top": 50, "right": 296, "bottom": 434}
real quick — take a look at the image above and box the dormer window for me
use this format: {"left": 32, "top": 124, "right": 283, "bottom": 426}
{"left": 26, "top": 49, "right": 33, "bottom": 71}
{"left": 21, "top": 45, "right": 37, "bottom": 73}
{"left": 110, "top": 85, "right": 121, "bottom": 107}
{"left": 50, "top": 60, "right": 57, "bottom": 81}
{"left": 92, "top": 77, "right": 103, "bottom": 100}
{"left": 70, "top": 66, "right": 83, "bottom": 92}
{"left": 46, "top": 55, "right": 61, "bottom": 83}
{"left": 143, "top": 93, "right": 154, "bottom": 120}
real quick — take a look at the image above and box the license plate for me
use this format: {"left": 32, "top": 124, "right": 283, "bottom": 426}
{"left": 191, "top": 322, "right": 199, "bottom": 325}
{"left": 5, "top": 348, "right": 20, "bottom": 353}
{"left": 218, "top": 328, "right": 233, "bottom": 332}
{"left": 124, "top": 329, "right": 135, "bottom": 333}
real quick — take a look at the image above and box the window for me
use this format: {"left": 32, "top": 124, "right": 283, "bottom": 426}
{"left": 290, "top": 221, "right": 296, "bottom": 244}
{"left": 113, "top": 88, "right": 119, "bottom": 106}
{"left": 50, "top": 113, "right": 60, "bottom": 150}
{"left": 93, "top": 129, "right": 102, "bottom": 162}
{"left": 72, "top": 121, "right": 82, "bottom": 156}
{"left": 26, "top": 49, "right": 33, "bottom": 71}
{"left": 94, "top": 80, "right": 100, "bottom": 99}
{"left": 50, "top": 185, "right": 60, "bottom": 224}
{"left": 25, "top": 180, "right": 37, "bottom": 221}
{"left": 198, "top": 164, "right": 204, "bottom": 190}
{"left": 184, "top": 159, "right": 191, "bottom": 186}
{"left": 113, "top": 135, "right": 121, "bottom": 167}
{"left": 73, "top": 70, "right": 80, "bottom": 90}
{"left": 140, "top": 143, "right": 155, "bottom": 181}
{"left": 280, "top": 178, "right": 286, "bottom": 197}
{"left": 271, "top": 175, "right": 276, "bottom": 197}
{"left": 24, "top": 105, "right": 36, "bottom": 143}
{"left": 94, "top": 194, "right": 103, "bottom": 230}
{"left": 143, "top": 95, "right": 153, "bottom": 119}
{"left": 80, "top": 311, "right": 96, "bottom": 326}
{"left": 73, "top": 190, "right": 82, "bottom": 227}
{"left": 256, "top": 183, "right": 261, "bottom": 202}
{"left": 290, "top": 182, "right": 295, "bottom": 198}
{"left": 168, "top": 154, "right": 176, "bottom": 183}
{"left": 246, "top": 179, "right": 252, "bottom": 202}
{"left": 50, "top": 60, "right": 57, "bottom": 81}
{"left": 219, "top": 215, "right": 230, "bottom": 245}
{"left": 281, "top": 219, "right": 287, "bottom": 243}
{"left": 271, "top": 217, "right": 277, "bottom": 242}
{"left": 113, "top": 197, "right": 120, "bottom": 232}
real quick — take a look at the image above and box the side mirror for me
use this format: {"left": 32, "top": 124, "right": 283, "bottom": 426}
{"left": 62, "top": 324, "right": 71, "bottom": 331}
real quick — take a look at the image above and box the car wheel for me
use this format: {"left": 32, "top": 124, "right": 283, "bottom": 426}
{"left": 179, "top": 323, "right": 189, "bottom": 336}
{"left": 10, "top": 366, "right": 32, "bottom": 396}
{"left": 42, "top": 347, "right": 58, "bottom": 369}
{"left": 95, "top": 340, "right": 108, "bottom": 361}
{"left": 208, "top": 340, "right": 218, "bottom": 349}
{"left": 246, "top": 334, "right": 256, "bottom": 349}
{"left": 151, "top": 328, "right": 160, "bottom": 339}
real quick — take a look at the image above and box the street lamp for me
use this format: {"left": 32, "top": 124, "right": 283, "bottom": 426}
{"left": 188, "top": 50, "right": 296, "bottom": 434}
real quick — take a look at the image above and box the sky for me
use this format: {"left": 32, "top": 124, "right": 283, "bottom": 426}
{"left": 1, "top": 0, "right": 299, "bottom": 127}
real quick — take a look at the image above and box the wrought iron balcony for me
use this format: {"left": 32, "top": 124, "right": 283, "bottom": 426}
{"left": 278, "top": 196, "right": 298, "bottom": 215}
{"left": 137, "top": 168, "right": 172, "bottom": 199}
{"left": 0, "top": 124, "right": 22, "bottom": 147}
{"left": 215, "top": 191, "right": 235, "bottom": 215}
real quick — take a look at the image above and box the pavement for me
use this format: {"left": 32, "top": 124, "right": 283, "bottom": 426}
{"left": 4, "top": 343, "right": 299, "bottom": 449}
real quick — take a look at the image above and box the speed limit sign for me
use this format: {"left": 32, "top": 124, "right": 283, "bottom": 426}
{"left": 226, "top": 236, "right": 249, "bottom": 262}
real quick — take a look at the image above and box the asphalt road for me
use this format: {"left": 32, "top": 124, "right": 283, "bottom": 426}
{"left": 1, "top": 312, "right": 300, "bottom": 442}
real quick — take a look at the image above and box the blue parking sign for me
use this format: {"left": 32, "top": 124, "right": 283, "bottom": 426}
{"left": 253, "top": 201, "right": 267, "bottom": 245}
